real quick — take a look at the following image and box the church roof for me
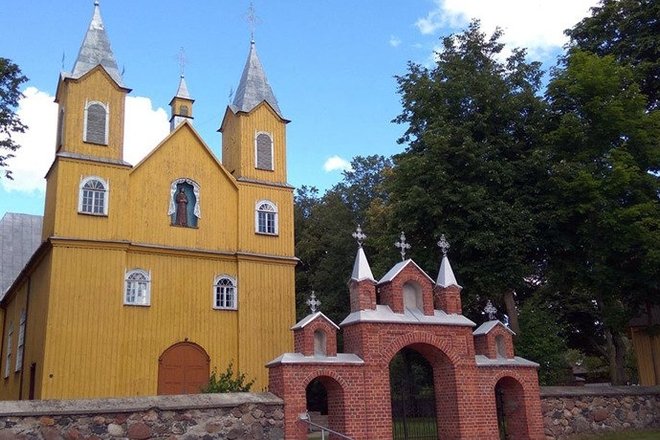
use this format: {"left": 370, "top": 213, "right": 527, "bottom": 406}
{"left": 0, "top": 213, "right": 42, "bottom": 296}
{"left": 473, "top": 320, "right": 516, "bottom": 336}
{"left": 174, "top": 75, "right": 191, "bottom": 99}
{"left": 291, "top": 311, "right": 339, "bottom": 330}
{"left": 351, "top": 246, "right": 375, "bottom": 282}
{"left": 436, "top": 255, "right": 461, "bottom": 288}
{"left": 230, "top": 41, "right": 283, "bottom": 118}
{"left": 69, "top": 1, "right": 124, "bottom": 87}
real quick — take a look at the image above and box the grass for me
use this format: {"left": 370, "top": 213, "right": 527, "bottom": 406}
{"left": 573, "top": 431, "right": 660, "bottom": 440}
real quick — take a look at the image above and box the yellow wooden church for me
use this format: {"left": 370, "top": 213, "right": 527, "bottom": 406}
{"left": 0, "top": 2, "right": 295, "bottom": 399}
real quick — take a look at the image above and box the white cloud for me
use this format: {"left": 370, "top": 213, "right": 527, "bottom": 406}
{"left": 389, "top": 35, "right": 402, "bottom": 48}
{"left": 323, "top": 155, "right": 352, "bottom": 173}
{"left": 416, "top": 0, "right": 599, "bottom": 54}
{"left": 1, "top": 88, "right": 169, "bottom": 193}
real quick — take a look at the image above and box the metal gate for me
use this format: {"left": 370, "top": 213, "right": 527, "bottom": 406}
{"left": 390, "top": 348, "right": 438, "bottom": 440}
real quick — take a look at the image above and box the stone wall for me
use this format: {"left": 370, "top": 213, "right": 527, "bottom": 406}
{"left": 540, "top": 386, "right": 660, "bottom": 439}
{"left": 0, "top": 392, "right": 284, "bottom": 440}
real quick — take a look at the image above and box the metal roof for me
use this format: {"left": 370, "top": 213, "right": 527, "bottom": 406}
{"left": 339, "top": 304, "right": 475, "bottom": 327}
{"left": 436, "top": 255, "right": 461, "bottom": 288}
{"left": 69, "top": 2, "right": 124, "bottom": 87}
{"left": 174, "top": 75, "right": 191, "bottom": 99}
{"left": 350, "top": 246, "right": 375, "bottom": 282}
{"left": 0, "top": 213, "right": 42, "bottom": 295}
{"left": 474, "top": 355, "right": 539, "bottom": 368}
{"left": 266, "top": 352, "right": 364, "bottom": 367}
{"left": 377, "top": 259, "right": 434, "bottom": 285}
{"left": 473, "top": 320, "right": 516, "bottom": 336}
{"left": 230, "top": 41, "right": 283, "bottom": 118}
{"left": 291, "top": 311, "right": 340, "bottom": 330}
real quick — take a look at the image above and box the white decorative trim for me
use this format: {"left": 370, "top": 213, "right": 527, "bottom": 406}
{"left": 212, "top": 275, "right": 238, "bottom": 310}
{"left": 168, "top": 178, "right": 201, "bottom": 219}
{"left": 255, "top": 199, "right": 278, "bottom": 235}
{"left": 82, "top": 100, "right": 109, "bottom": 145}
{"left": 78, "top": 175, "right": 109, "bottom": 215}
{"left": 254, "top": 131, "right": 274, "bottom": 171}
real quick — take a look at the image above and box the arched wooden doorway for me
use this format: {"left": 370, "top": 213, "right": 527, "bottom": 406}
{"left": 157, "top": 342, "right": 210, "bottom": 395}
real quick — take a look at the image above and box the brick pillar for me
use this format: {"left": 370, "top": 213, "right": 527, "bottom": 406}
{"left": 349, "top": 279, "right": 376, "bottom": 312}
{"left": 433, "top": 284, "right": 462, "bottom": 314}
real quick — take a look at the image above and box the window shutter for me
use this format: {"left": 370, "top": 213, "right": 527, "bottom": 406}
{"left": 86, "top": 103, "right": 107, "bottom": 144}
{"left": 256, "top": 133, "right": 273, "bottom": 170}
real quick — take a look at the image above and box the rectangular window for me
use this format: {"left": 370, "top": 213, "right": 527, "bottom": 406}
{"left": 4, "top": 324, "right": 13, "bottom": 378}
{"left": 15, "top": 311, "right": 26, "bottom": 372}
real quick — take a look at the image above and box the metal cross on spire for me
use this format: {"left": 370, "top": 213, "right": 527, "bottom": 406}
{"left": 352, "top": 225, "right": 367, "bottom": 247}
{"left": 437, "top": 234, "right": 450, "bottom": 257}
{"left": 306, "top": 291, "right": 321, "bottom": 313}
{"left": 394, "top": 231, "right": 411, "bottom": 261}
{"left": 484, "top": 300, "right": 498, "bottom": 320}
{"left": 245, "top": 1, "right": 261, "bottom": 42}
{"left": 177, "top": 47, "right": 187, "bottom": 77}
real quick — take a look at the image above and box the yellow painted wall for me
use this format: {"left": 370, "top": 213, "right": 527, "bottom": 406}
{"left": 631, "top": 327, "right": 660, "bottom": 386}
{"left": 56, "top": 68, "right": 127, "bottom": 161}
{"left": 221, "top": 104, "right": 287, "bottom": 184}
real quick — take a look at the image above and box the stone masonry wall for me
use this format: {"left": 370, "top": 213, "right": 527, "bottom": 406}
{"left": 540, "top": 386, "right": 660, "bottom": 439}
{"left": 0, "top": 393, "right": 283, "bottom": 440}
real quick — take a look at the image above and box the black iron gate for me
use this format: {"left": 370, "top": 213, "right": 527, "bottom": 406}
{"left": 390, "top": 348, "right": 438, "bottom": 440}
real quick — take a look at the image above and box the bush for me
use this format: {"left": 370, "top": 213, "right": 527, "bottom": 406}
{"left": 201, "top": 362, "right": 255, "bottom": 393}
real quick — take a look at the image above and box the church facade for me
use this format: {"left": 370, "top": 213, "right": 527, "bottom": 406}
{"left": 0, "top": 3, "right": 295, "bottom": 399}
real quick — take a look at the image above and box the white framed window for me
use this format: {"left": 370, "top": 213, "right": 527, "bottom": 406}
{"left": 213, "top": 275, "right": 237, "bottom": 310}
{"left": 255, "top": 132, "right": 274, "bottom": 170}
{"left": 83, "top": 100, "right": 109, "bottom": 145}
{"left": 79, "top": 176, "right": 109, "bottom": 215}
{"left": 255, "top": 200, "right": 278, "bottom": 235}
{"left": 124, "top": 269, "right": 151, "bottom": 306}
{"left": 15, "top": 310, "right": 25, "bottom": 372}
{"left": 4, "top": 323, "right": 13, "bottom": 378}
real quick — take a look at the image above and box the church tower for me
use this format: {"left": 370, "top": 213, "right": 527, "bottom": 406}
{"left": 219, "top": 40, "right": 290, "bottom": 185}
{"left": 43, "top": 0, "right": 131, "bottom": 240}
{"left": 169, "top": 75, "right": 194, "bottom": 131}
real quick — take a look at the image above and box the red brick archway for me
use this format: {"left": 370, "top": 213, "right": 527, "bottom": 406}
{"left": 157, "top": 341, "right": 210, "bottom": 395}
{"left": 305, "top": 375, "right": 347, "bottom": 436}
{"left": 495, "top": 376, "right": 530, "bottom": 440}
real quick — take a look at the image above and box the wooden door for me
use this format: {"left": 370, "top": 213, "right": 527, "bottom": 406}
{"left": 157, "top": 342, "right": 210, "bottom": 395}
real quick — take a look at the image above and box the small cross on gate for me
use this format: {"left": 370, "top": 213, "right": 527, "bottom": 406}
{"left": 394, "top": 231, "right": 411, "bottom": 260}
{"left": 437, "top": 234, "right": 450, "bottom": 256}
{"left": 352, "top": 225, "right": 367, "bottom": 247}
{"left": 484, "top": 300, "right": 498, "bottom": 320}
{"left": 307, "top": 292, "right": 321, "bottom": 313}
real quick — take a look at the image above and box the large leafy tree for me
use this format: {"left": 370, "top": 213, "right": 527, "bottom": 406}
{"left": 566, "top": 0, "right": 660, "bottom": 110}
{"left": 0, "top": 58, "right": 28, "bottom": 179}
{"left": 543, "top": 50, "right": 660, "bottom": 383}
{"left": 383, "top": 21, "right": 547, "bottom": 331}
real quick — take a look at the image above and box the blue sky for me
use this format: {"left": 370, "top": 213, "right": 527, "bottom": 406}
{"left": 0, "top": 0, "right": 598, "bottom": 219}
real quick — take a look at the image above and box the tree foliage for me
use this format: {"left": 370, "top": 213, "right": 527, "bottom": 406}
{"left": 566, "top": 0, "right": 660, "bottom": 110}
{"left": 0, "top": 58, "right": 28, "bottom": 179}
{"left": 201, "top": 362, "right": 255, "bottom": 393}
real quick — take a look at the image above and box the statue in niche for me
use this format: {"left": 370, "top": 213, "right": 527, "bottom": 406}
{"left": 175, "top": 188, "right": 188, "bottom": 226}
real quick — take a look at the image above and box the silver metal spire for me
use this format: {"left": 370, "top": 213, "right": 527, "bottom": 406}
{"left": 231, "top": 40, "right": 283, "bottom": 118}
{"left": 306, "top": 292, "right": 321, "bottom": 313}
{"left": 174, "top": 75, "right": 191, "bottom": 99}
{"left": 484, "top": 300, "right": 498, "bottom": 320}
{"left": 394, "top": 231, "right": 411, "bottom": 261}
{"left": 70, "top": 1, "right": 123, "bottom": 86}
{"left": 437, "top": 234, "right": 450, "bottom": 256}
{"left": 352, "top": 225, "right": 367, "bottom": 247}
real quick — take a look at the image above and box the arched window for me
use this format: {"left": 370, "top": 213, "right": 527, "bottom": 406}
{"left": 79, "top": 176, "right": 108, "bottom": 215}
{"left": 314, "top": 330, "right": 327, "bottom": 356}
{"left": 83, "top": 101, "right": 109, "bottom": 145}
{"left": 496, "top": 335, "right": 506, "bottom": 358}
{"left": 124, "top": 269, "right": 151, "bottom": 306}
{"left": 214, "top": 276, "right": 237, "bottom": 310}
{"left": 403, "top": 282, "right": 423, "bottom": 311}
{"left": 255, "top": 132, "right": 273, "bottom": 170}
{"left": 179, "top": 105, "right": 189, "bottom": 116}
{"left": 255, "top": 200, "right": 278, "bottom": 235}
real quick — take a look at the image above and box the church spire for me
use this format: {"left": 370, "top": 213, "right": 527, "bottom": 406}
{"left": 70, "top": 1, "right": 123, "bottom": 86}
{"left": 169, "top": 74, "right": 194, "bottom": 131}
{"left": 231, "top": 40, "right": 283, "bottom": 118}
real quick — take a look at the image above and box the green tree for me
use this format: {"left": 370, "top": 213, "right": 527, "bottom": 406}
{"left": 201, "top": 362, "right": 255, "bottom": 393}
{"left": 543, "top": 50, "right": 660, "bottom": 384}
{"left": 0, "top": 58, "right": 28, "bottom": 179}
{"left": 384, "top": 21, "right": 547, "bottom": 331}
{"left": 566, "top": 0, "right": 660, "bottom": 110}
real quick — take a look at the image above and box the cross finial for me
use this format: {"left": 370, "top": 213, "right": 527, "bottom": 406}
{"left": 245, "top": 1, "right": 261, "bottom": 42}
{"left": 306, "top": 291, "right": 321, "bottom": 313}
{"left": 94, "top": 0, "right": 99, "bottom": 6}
{"left": 394, "top": 231, "right": 411, "bottom": 261}
{"left": 352, "top": 225, "right": 367, "bottom": 247}
{"left": 437, "top": 234, "right": 450, "bottom": 257}
{"left": 484, "top": 300, "right": 498, "bottom": 320}
{"left": 177, "top": 47, "right": 187, "bottom": 77}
